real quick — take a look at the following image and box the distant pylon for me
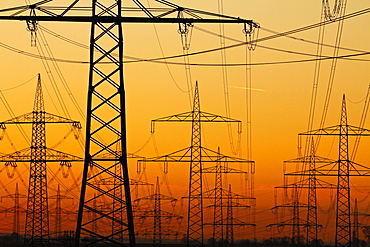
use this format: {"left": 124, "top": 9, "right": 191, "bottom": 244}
{"left": 212, "top": 148, "right": 223, "bottom": 243}
{"left": 134, "top": 177, "right": 182, "bottom": 246}
{"left": 299, "top": 95, "right": 370, "bottom": 247}
{"left": 0, "top": 74, "right": 82, "bottom": 246}
{"left": 306, "top": 137, "right": 319, "bottom": 245}
{"left": 225, "top": 184, "right": 234, "bottom": 247}
{"left": 49, "top": 184, "right": 73, "bottom": 238}
{"left": 143, "top": 81, "right": 252, "bottom": 246}
{"left": 0, "top": 182, "right": 27, "bottom": 241}
{"left": 202, "top": 148, "right": 251, "bottom": 245}
{"left": 353, "top": 198, "right": 359, "bottom": 247}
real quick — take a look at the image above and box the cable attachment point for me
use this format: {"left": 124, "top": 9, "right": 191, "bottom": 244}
{"left": 243, "top": 22, "right": 260, "bottom": 51}
{"left": 323, "top": 0, "right": 343, "bottom": 21}
{"left": 178, "top": 22, "right": 194, "bottom": 51}
{"left": 26, "top": 8, "right": 38, "bottom": 47}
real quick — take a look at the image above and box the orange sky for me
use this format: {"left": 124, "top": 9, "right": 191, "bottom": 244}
{"left": 0, "top": 0, "right": 369, "bottom": 243}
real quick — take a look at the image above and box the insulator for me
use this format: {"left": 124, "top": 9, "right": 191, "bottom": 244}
{"left": 323, "top": 0, "right": 343, "bottom": 20}
{"left": 266, "top": 225, "right": 272, "bottom": 232}
{"left": 136, "top": 160, "right": 141, "bottom": 174}
{"left": 277, "top": 225, "right": 284, "bottom": 233}
{"left": 243, "top": 22, "right": 260, "bottom": 51}
{"left": 178, "top": 22, "right": 194, "bottom": 50}
{"left": 73, "top": 122, "right": 82, "bottom": 129}
{"left": 26, "top": 9, "right": 38, "bottom": 47}
{"left": 164, "top": 161, "right": 168, "bottom": 174}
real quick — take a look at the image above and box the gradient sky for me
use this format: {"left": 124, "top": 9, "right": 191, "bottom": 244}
{"left": 0, "top": 0, "right": 369, "bottom": 242}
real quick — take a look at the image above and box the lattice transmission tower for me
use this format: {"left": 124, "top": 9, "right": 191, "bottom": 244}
{"left": 0, "top": 75, "right": 82, "bottom": 246}
{"left": 134, "top": 177, "right": 182, "bottom": 246}
{"left": 49, "top": 184, "right": 74, "bottom": 239}
{"left": 0, "top": 182, "right": 27, "bottom": 242}
{"left": 280, "top": 139, "right": 336, "bottom": 245}
{"left": 203, "top": 148, "right": 253, "bottom": 246}
{"left": 142, "top": 82, "right": 254, "bottom": 245}
{"left": 297, "top": 95, "right": 370, "bottom": 247}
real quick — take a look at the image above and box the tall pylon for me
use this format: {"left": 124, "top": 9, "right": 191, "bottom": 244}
{"left": 49, "top": 184, "right": 74, "bottom": 238}
{"left": 0, "top": 74, "right": 82, "bottom": 246}
{"left": 306, "top": 138, "right": 318, "bottom": 245}
{"left": 142, "top": 82, "right": 253, "bottom": 246}
{"left": 299, "top": 95, "right": 370, "bottom": 247}
{"left": 282, "top": 140, "right": 337, "bottom": 245}
{"left": 202, "top": 148, "right": 251, "bottom": 245}
{"left": 134, "top": 177, "right": 182, "bottom": 246}
{"left": 0, "top": 183, "right": 27, "bottom": 241}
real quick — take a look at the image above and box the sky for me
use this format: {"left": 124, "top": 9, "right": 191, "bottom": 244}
{"left": 0, "top": 0, "right": 369, "bottom": 243}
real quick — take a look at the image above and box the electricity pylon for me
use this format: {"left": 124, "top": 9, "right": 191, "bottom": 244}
{"left": 0, "top": 182, "right": 27, "bottom": 241}
{"left": 202, "top": 148, "right": 252, "bottom": 245}
{"left": 142, "top": 82, "right": 253, "bottom": 245}
{"left": 223, "top": 184, "right": 252, "bottom": 247}
{"left": 0, "top": 74, "right": 82, "bottom": 246}
{"left": 134, "top": 177, "right": 182, "bottom": 246}
{"left": 0, "top": 2, "right": 258, "bottom": 246}
{"left": 49, "top": 184, "right": 74, "bottom": 239}
{"left": 281, "top": 140, "right": 336, "bottom": 245}
{"left": 298, "top": 95, "right": 370, "bottom": 247}
{"left": 267, "top": 183, "right": 309, "bottom": 246}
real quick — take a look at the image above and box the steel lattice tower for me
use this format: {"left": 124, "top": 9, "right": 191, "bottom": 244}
{"left": 0, "top": 183, "right": 27, "bottom": 241}
{"left": 0, "top": 75, "right": 82, "bottom": 246}
{"left": 143, "top": 81, "right": 253, "bottom": 245}
{"left": 188, "top": 81, "right": 203, "bottom": 245}
{"left": 298, "top": 95, "right": 370, "bottom": 247}
{"left": 27, "top": 73, "right": 49, "bottom": 246}
{"left": 153, "top": 177, "right": 162, "bottom": 246}
{"left": 134, "top": 177, "right": 182, "bottom": 246}
{"left": 49, "top": 184, "right": 73, "bottom": 238}
{"left": 225, "top": 184, "right": 234, "bottom": 247}
{"left": 75, "top": 0, "right": 135, "bottom": 244}
{"left": 213, "top": 149, "right": 223, "bottom": 243}
{"left": 306, "top": 138, "right": 318, "bottom": 245}
{"left": 336, "top": 95, "right": 351, "bottom": 246}
{"left": 202, "top": 148, "right": 251, "bottom": 246}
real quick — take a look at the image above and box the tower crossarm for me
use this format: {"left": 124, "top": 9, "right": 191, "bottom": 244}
{"left": 266, "top": 218, "right": 317, "bottom": 228}
{"left": 1, "top": 193, "right": 27, "bottom": 199}
{"left": 0, "top": 147, "right": 83, "bottom": 162}
{"left": 135, "top": 210, "right": 183, "bottom": 219}
{"left": 0, "top": 1, "right": 258, "bottom": 26}
{"left": 151, "top": 111, "right": 242, "bottom": 133}
{"left": 284, "top": 155, "right": 336, "bottom": 164}
{"left": 95, "top": 151, "right": 145, "bottom": 159}
{"left": 136, "top": 227, "right": 182, "bottom": 237}
{"left": 0, "top": 206, "right": 27, "bottom": 213}
{"left": 299, "top": 125, "right": 370, "bottom": 136}
{"left": 272, "top": 202, "right": 308, "bottom": 210}
{"left": 139, "top": 146, "right": 253, "bottom": 163}
{"left": 202, "top": 165, "right": 248, "bottom": 174}
{"left": 134, "top": 193, "right": 177, "bottom": 203}
{"left": 275, "top": 179, "right": 336, "bottom": 189}
{"left": 220, "top": 217, "right": 255, "bottom": 227}
{"left": 48, "top": 208, "right": 77, "bottom": 215}
{"left": 93, "top": 177, "right": 153, "bottom": 186}
{"left": 0, "top": 112, "right": 81, "bottom": 129}
{"left": 285, "top": 160, "right": 370, "bottom": 176}
{"left": 206, "top": 202, "right": 250, "bottom": 209}
{"left": 187, "top": 187, "right": 253, "bottom": 201}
